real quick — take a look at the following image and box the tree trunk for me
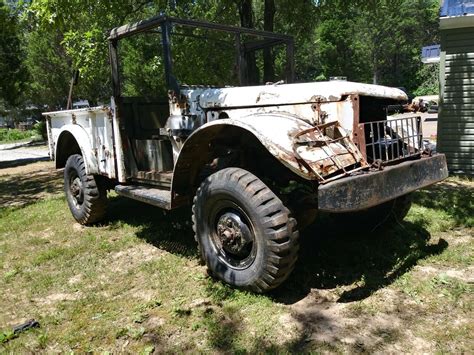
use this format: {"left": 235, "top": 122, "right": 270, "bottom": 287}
{"left": 239, "top": 0, "right": 259, "bottom": 84}
{"left": 263, "top": 0, "right": 275, "bottom": 83}
{"left": 372, "top": 51, "right": 378, "bottom": 84}
{"left": 239, "top": 0, "right": 253, "bottom": 28}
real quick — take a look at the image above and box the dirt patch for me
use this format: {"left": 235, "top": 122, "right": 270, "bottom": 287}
{"left": 72, "top": 223, "right": 85, "bottom": 232}
{"left": 107, "top": 244, "right": 166, "bottom": 275}
{"left": 33, "top": 292, "right": 82, "bottom": 308}
{"left": 416, "top": 265, "right": 474, "bottom": 283}
{"left": 127, "top": 289, "right": 158, "bottom": 301}
{"left": 0, "top": 160, "right": 55, "bottom": 177}
{"left": 286, "top": 286, "right": 440, "bottom": 352}
{"left": 68, "top": 274, "right": 83, "bottom": 285}
{"left": 288, "top": 290, "right": 356, "bottom": 345}
{"left": 145, "top": 315, "right": 165, "bottom": 328}
{"left": 438, "top": 228, "right": 473, "bottom": 246}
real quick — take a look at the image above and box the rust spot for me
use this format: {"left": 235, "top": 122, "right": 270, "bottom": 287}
{"left": 310, "top": 95, "right": 326, "bottom": 102}
{"left": 290, "top": 121, "right": 366, "bottom": 182}
{"left": 309, "top": 100, "right": 328, "bottom": 124}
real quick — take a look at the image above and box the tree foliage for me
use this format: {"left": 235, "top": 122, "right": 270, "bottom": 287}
{"left": 23, "top": 28, "right": 70, "bottom": 108}
{"left": 314, "top": 0, "right": 439, "bottom": 89}
{"left": 3, "top": 0, "right": 440, "bottom": 109}
{"left": 0, "top": 1, "right": 28, "bottom": 106}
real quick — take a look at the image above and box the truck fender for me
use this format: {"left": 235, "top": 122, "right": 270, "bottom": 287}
{"left": 55, "top": 124, "right": 99, "bottom": 175}
{"left": 171, "top": 113, "right": 318, "bottom": 203}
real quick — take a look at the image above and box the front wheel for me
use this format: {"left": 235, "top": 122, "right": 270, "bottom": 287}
{"left": 64, "top": 154, "right": 107, "bottom": 225}
{"left": 192, "top": 168, "right": 299, "bottom": 293}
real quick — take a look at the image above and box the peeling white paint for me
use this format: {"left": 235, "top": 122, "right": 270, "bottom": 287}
{"left": 197, "top": 81, "right": 407, "bottom": 109}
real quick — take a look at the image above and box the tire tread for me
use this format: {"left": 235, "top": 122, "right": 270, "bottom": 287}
{"left": 193, "top": 167, "right": 299, "bottom": 293}
{"left": 64, "top": 154, "right": 107, "bottom": 225}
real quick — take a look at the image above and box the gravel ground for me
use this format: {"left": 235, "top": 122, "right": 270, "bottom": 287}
{"left": 0, "top": 142, "right": 50, "bottom": 163}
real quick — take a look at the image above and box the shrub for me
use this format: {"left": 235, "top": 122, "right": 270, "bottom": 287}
{"left": 0, "top": 128, "right": 35, "bottom": 143}
{"left": 33, "top": 120, "right": 48, "bottom": 140}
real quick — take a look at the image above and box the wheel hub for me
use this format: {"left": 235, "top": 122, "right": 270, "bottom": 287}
{"left": 70, "top": 177, "right": 83, "bottom": 205}
{"left": 216, "top": 212, "right": 253, "bottom": 257}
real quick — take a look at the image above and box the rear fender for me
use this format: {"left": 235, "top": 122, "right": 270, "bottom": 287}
{"left": 55, "top": 124, "right": 99, "bottom": 175}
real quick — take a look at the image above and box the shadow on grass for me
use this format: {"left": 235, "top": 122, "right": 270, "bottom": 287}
{"left": 272, "top": 179, "right": 472, "bottom": 303}
{"left": 106, "top": 184, "right": 455, "bottom": 306}
{"left": 188, "top": 217, "right": 448, "bottom": 352}
{"left": 0, "top": 168, "right": 62, "bottom": 209}
{"left": 0, "top": 156, "right": 50, "bottom": 169}
{"left": 107, "top": 196, "right": 198, "bottom": 258}
{"left": 106, "top": 194, "right": 448, "bottom": 309}
{"left": 196, "top": 305, "right": 312, "bottom": 353}
{"left": 412, "top": 179, "right": 473, "bottom": 227}
{"left": 272, "top": 217, "right": 448, "bottom": 304}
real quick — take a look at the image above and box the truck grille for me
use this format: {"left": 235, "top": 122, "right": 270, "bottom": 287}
{"left": 361, "top": 116, "right": 422, "bottom": 164}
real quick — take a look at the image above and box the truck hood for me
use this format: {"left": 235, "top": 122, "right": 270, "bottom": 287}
{"left": 198, "top": 81, "right": 407, "bottom": 109}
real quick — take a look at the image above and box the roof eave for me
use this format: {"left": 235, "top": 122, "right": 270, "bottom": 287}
{"left": 440, "top": 13, "right": 474, "bottom": 30}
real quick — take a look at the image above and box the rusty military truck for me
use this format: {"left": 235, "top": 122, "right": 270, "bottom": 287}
{"left": 43, "top": 15, "right": 448, "bottom": 292}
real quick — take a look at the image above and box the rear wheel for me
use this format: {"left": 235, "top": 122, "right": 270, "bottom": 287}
{"left": 193, "top": 167, "right": 299, "bottom": 292}
{"left": 64, "top": 154, "right": 107, "bottom": 225}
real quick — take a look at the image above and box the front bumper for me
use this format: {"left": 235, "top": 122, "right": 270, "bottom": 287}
{"left": 317, "top": 154, "right": 448, "bottom": 212}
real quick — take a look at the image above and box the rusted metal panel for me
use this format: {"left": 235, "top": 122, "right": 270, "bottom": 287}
{"left": 292, "top": 121, "right": 368, "bottom": 182}
{"left": 350, "top": 95, "right": 367, "bottom": 159}
{"left": 110, "top": 97, "right": 127, "bottom": 182}
{"left": 131, "top": 139, "right": 173, "bottom": 172}
{"left": 317, "top": 154, "right": 448, "bottom": 212}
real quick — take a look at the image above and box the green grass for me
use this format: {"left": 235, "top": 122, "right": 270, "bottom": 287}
{"left": 0, "top": 195, "right": 291, "bottom": 352}
{"left": 0, "top": 164, "right": 472, "bottom": 353}
{"left": 0, "top": 128, "right": 40, "bottom": 144}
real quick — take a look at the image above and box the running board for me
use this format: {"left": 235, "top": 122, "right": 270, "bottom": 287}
{"left": 115, "top": 184, "right": 172, "bottom": 210}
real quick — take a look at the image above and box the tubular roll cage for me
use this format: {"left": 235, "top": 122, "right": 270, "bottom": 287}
{"left": 108, "top": 14, "right": 295, "bottom": 97}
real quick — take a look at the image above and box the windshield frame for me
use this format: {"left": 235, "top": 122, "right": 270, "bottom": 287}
{"left": 108, "top": 14, "right": 295, "bottom": 98}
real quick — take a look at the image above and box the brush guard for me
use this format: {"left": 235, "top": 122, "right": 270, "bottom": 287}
{"left": 361, "top": 116, "right": 423, "bottom": 165}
